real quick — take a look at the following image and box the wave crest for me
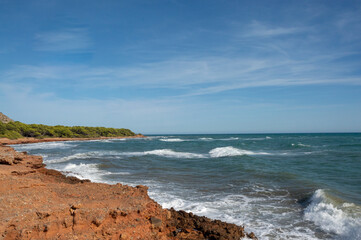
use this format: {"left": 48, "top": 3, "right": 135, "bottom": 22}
{"left": 12, "top": 142, "right": 75, "bottom": 151}
{"left": 46, "top": 151, "right": 119, "bottom": 164}
{"left": 304, "top": 189, "right": 361, "bottom": 239}
{"left": 143, "top": 149, "right": 206, "bottom": 158}
{"left": 209, "top": 146, "right": 270, "bottom": 157}
{"left": 159, "top": 138, "right": 186, "bottom": 142}
{"left": 61, "top": 163, "right": 111, "bottom": 182}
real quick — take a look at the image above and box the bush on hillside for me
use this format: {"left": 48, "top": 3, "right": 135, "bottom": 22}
{"left": 0, "top": 121, "right": 135, "bottom": 139}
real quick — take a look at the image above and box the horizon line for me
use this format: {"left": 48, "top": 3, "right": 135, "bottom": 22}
{"left": 143, "top": 132, "right": 361, "bottom": 135}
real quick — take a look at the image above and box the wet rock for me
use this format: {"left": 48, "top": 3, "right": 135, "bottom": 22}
{"left": 167, "top": 209, "right": 247, "bottom": 240}
{"left": 247, "top": 232, "right": 258, "bottom": 239}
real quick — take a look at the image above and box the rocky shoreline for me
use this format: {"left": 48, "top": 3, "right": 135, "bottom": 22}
{"left": 0, "top": 138, "right": 257, "bottom": 240}
{"left": 0, "top": 135, "right": 146, "bottom": 146}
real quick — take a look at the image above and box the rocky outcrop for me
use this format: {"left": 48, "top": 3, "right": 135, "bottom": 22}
{"left": 0, "top": 135, "right": 145, "bottom": 146}
{"left": 0, "top": 112, "right": 14, "bottom": 123}
{"left": 0, "top": 139, "right": 257, "bottom": 240}
{"left": 167, "top": 209, "right": 254, "bottom": 240}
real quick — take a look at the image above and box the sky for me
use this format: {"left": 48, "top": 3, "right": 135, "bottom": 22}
{"left": 0, "top": 0, "right": 360, "bottom": 134}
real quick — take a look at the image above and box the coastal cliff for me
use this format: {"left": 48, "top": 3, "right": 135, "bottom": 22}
{"left": 0, "top": 113, "right": 14, "bottom": 124}
{"left": 0, "top": 139, "right": 257, "bottom": 240}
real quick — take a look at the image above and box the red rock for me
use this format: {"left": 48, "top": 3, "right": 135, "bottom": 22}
{"left": 0, "top": 139, "right": 256, "bottom": 239}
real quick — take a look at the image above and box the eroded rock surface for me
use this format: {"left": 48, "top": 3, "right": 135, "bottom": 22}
{"left": 0, "top": 139, "right": 257, "bottom": 240}
{"left": 0, "top": 112, "right": 14, "bottom": 124}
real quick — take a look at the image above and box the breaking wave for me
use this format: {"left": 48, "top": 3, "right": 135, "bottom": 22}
{"left": 304, "top": 189, "right": 361, "bottom": 239}
{"left": 57, "top": 163, "right": 130, "bottom": 183}
{"left": 12, "top": 142, "right": 76, "bottom": 151}
{"left": 209, "top": 146, "right": 270, "bottom": 158}
{"left": 60, "top": 163, "right": 112, "bottom": 182}
{"left": 120, "top": 147, "right": 271, "bottom": 159}
{"left": 199, "top": 137, "right": 214, "bottom": 141}
{"left": 124, "top": 149, "right": 207, "bottom": 158}
{"left": 159, "top": 138, "right": 187, "bottom": 142}
{"left": 292, "top": 143, "right": 311, "bottom": 147}
{"left": 48, "top": 147, "right": 273, "bottom": 161}
{"left": 45, "top": 151, "right": 112, "bottom": 164}
{"left": 219, "top": 137, "right": 239, "bottom": 141}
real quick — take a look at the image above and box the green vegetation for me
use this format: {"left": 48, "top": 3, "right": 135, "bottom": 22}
{"left": 0, "top": 121, "right": 135, "bottom": 139}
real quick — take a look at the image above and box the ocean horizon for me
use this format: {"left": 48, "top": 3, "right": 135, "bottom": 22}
{"left": 12, "top": 133, "right": 361, "bottom": 239}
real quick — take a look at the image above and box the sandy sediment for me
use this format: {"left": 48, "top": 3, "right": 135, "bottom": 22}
{"left": 0, "top": 138, "right": 257, "bottom": 240}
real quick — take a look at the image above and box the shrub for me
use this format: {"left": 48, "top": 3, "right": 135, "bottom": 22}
{"left": 0, "top": 130, "right": 23, "bottom": 139}
{"left": 0, "top": 122, "right": 136, "bottom": 139}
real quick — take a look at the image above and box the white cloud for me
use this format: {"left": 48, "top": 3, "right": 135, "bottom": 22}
{"left": 335, "top": 11, "right": 361, "bottom": 42}
{"left": 243, "top": 21, "right": 307, "bottom": 38}
{"left": 35, "top": 28, "right": 92, "bottom": 52}
{"left": 3, "top": 50, "right": 360, "bottom": 98}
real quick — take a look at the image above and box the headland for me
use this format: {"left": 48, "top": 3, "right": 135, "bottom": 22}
{"left": 0, "top": 137, "right": 257, "bottom": 240}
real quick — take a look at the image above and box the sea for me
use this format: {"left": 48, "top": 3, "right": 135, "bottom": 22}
{"left": 11, "top": 133, "right": 361, "bottom": 240}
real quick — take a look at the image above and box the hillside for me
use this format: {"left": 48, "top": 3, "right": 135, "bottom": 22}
{"left": 0, "top": 112, "right": 14, "bottom": 124}
{"left": 0, "top": 113, "right": 136, "bottom": 139}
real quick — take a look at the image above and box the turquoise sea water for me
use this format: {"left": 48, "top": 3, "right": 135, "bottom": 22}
{"left": 12, "top": 133, "right": 361, "bottom": 239}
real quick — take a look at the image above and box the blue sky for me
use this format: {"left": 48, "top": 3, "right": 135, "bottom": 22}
{"left": 0, "top": 0, "right": 360, "bottom": 134}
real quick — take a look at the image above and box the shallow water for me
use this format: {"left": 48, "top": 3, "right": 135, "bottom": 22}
{"left": 12, "top": 133, "right": 361, "bottom": 239}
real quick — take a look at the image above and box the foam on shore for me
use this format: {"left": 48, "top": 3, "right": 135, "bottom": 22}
{"left": 57, "top": 163, "right": 130, "bottom": 183}
{"left": 12, "top": 142, "right": 76, "bottom": 150}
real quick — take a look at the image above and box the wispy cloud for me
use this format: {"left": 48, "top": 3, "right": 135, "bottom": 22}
{"left": 3, "top": 15, "right": 360, "bottom": 100}
{"left": 3, "top": 49, "right": 360, "bottom": 99}
{"left": 0, "top": 82, "right": 195, "bottom": 132}
{"left": 335, "top": 10, "right": 361, "bottom": 42}
{"left": 34, "top": 28, "right": 92, "bottom": 52}
{"left": 2, "top": 80, "right": 357, "bottom": 134}
{"left": 243, "top": 21, "right": 307, "bottom": 38}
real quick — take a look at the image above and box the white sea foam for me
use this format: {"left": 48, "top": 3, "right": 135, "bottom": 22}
{"left": 291, "top": 143, "right": 311, "bottom": 147}
{"left": 147, "top": 183, "right": 319, "bottom": 240}
{"left": 143, "top": 149, "right": 206, "bottom": 158}
{"left": 59, "top": 163, "right": 111, "bottom": 182}
{"left": 219, "top": 137, "right": 239, "bottom": 141}
{"left": 120, "top": 147, "right": 271, "bottom": 159}
{"left": 45, "top": 151, "right": 110, "bottom": 164}
{"left": 116, "top": 149, "right": 206, "bottom": 158}
{"left": 242, "top": 137, "right": 271, "bottom": 141}
{"left": 58, "top": 163, "right": 129, "bottom": 183}
{"left": 12, "top": 142, "right": 75, "bottom": 151}
{"left": 159, "top": 138, "right": 187, "bottom": 142}
{"left": 88, "top": 138, "right": 127, "bottom": 142}
{"left": 145, "top": 136, "right": 164, "bottom": 140}
{"left": 209, "top": 146, "right": 270, "bottom": 157}
{"left": 199, "top": 137, "right": 214, "bottom": 141}
{"left": 304, "top": 189, "right": 361, "bottom": 239}
{"left": 110, "top": 138, "right": 127, "bottom": 141}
